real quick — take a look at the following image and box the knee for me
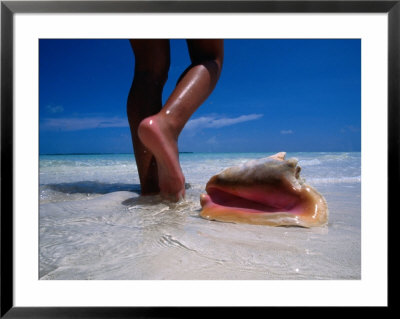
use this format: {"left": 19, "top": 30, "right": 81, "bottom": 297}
{"left": 209, "top": 57, "right": 223, "bottom": 77}
{"left": 197, "top": 57, "right": 223, "bottom": 80}
{"left": 192, "top": 54, "right": 223, "bottom": 79}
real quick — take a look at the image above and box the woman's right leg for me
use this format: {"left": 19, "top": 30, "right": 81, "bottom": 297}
{"left": 127, "top": 39, "right": 170, "bottom": 195}
{"left": 138, "top": 39, "right": 223, "bottom": 201}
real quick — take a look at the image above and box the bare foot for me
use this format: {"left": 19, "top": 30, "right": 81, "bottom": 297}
{"left": 138, "top": 115, "right": 185, "bottom": 202}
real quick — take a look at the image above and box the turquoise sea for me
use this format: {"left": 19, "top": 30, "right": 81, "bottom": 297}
{"left": 39, "top": 152, "right": 361, "bottom": 279}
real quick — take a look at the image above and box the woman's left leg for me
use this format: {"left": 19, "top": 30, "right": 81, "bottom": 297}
{"left": 127, "top": 39, "right": 170, "bottom": 195}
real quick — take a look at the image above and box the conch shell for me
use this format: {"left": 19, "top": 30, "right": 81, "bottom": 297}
{"left": 200, "top": 152, "right": 328, "bottom": 227}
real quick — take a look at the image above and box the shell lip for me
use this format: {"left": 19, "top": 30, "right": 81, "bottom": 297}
{"left": 204, "top": 184, "right": 302, "bottom": 215}
{"left": 199, "top": 153, "right": 329, "bottom": 227}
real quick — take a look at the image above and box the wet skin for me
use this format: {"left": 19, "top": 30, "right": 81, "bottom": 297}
{"left": 127, "top": 39, "right": 224, "bottom": 201}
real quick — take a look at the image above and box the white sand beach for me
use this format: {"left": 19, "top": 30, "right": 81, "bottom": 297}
{"left": 39, "top": 152, "right": 361, "bottom": 280}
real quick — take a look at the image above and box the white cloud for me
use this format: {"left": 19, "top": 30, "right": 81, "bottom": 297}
{"left": 46, "top": 105, "right": 64, "bottom": 113}
{"left": 41, "top": 116, "right": 129, "bottom": 131}
{"left": 185, "top": 114, "right": 263, "bottom": 130}
{"left": 42, "top": 113, "right": 264, "bottom": 132}
{"left": 280, "top": 129, "right": 293, "bottom": 135}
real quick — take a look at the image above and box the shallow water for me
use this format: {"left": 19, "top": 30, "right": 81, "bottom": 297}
{"left": 39, "top": 152, "right": 361, "bottom": 280}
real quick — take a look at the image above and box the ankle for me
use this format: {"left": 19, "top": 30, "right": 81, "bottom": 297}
{"left": 155, "top": 112, "right": 181, "bottom": 141}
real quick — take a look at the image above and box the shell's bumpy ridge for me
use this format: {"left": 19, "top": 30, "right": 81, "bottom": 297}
{"left": 199, "top": 152, "right": 329, "bottom": 227}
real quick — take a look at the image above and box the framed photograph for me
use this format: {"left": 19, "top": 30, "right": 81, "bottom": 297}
{"left": 1, "top": 0, "right": 395, "bottom": 317}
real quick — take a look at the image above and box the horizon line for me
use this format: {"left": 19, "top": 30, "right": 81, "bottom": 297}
{"left": 39, "top": 150, "right": 361, "bottom": 156}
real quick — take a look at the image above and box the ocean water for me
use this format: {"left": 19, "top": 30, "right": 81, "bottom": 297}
{"left": 39, "top": 152, "right": 361, "bottom": 280}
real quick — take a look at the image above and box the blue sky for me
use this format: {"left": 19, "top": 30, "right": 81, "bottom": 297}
{"left": 39, "top": 39, "right": 360, "bottom": 154}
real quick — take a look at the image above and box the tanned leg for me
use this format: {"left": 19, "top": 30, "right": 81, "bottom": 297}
{"left": 127, "top": 39, "right": 170, "bottom": 195}
{"left": 138, "top": 39, "right": 224, "bottom": 201}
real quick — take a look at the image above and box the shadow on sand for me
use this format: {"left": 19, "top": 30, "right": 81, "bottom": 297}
{"left": 42, "top": 181, "right": 142, "bottom": 195}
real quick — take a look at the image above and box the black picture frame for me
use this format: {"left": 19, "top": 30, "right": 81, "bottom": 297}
{"left": 1, "top": 0, "right": 395, "bottom": 317}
